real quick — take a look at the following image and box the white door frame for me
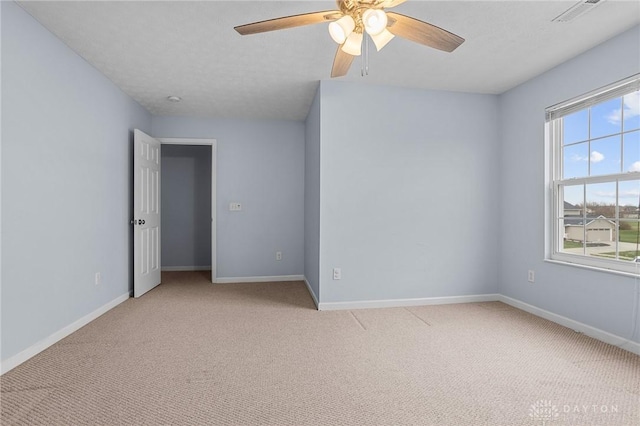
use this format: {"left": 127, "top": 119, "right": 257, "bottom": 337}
{"left": 159, "top": 138, "right": 217, "bottom": 283}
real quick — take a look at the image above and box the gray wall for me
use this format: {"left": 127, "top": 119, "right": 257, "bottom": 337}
{"left": 1, "top": 2, "right": 152, "bottom": 361}
{"left": 304, "top": 86, "right": 321, "bottom": 302}
{"left": 151, "top": 116, "right": 305, "bottom": 279}
{"left": 498, "top": 25, "right": 640, "bottom": 343}
{"left": 161, "top": 145, "right": 212, "bottom": 269}
{"left": 318, "top": 81, "right": 500, "bottom": 303}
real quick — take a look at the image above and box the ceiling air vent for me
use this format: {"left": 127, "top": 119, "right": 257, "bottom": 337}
{"left": 552, "top": 0, "right": 606, "bottom": 23}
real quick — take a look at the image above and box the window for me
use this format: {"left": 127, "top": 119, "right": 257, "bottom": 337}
{"left": 547, "top": 74, "right": 640, "bottom": 274}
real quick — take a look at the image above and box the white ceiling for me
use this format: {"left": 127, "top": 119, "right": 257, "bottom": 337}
{"left": 17, "top": 1, "right": 640, "bottom": 121}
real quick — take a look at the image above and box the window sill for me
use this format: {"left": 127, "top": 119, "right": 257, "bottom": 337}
{"left": 545, "top": 258, "right": 640, "bottom": 278}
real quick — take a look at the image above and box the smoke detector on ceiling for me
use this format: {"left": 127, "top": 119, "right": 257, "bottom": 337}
{"left": 552, "top": 0, "right": 606, "bottom": 23}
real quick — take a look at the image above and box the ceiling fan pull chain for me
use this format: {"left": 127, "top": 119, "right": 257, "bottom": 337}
{"left": 360, "top": 35, "right": 364, "bottom": 77}
{"left": 360, "top": 33, "right": 370, "bottom": 77}
{"left": 365, "top": 33, "right": 369, "bottom": 76}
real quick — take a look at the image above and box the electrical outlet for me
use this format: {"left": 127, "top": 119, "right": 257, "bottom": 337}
{"left": 229, "top": 202, "right": 242, "bottom": 211}
{"left": 95, "top": 272, "right": 101, "bottom": 286}
{"left": 276, "top": 251, "right": 282, "bottom": 261}
{"left": 333, "top": 268, "right": 341, "bottom": 280}
{"left": 528, "top": 270, "right": 535, "bottom": 283}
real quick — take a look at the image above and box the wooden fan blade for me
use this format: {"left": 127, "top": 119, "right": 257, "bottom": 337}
{"left": 331, "top": 46, "right": 355, "bottom": 78}
{"left": 235, "top": 10, "right": 341, "bottom": 35}
{"left": 378, "top": 0, "right": 408, "bottom": 8}
{"left": 386, "top": 12, "right": 464, "bottom": 52}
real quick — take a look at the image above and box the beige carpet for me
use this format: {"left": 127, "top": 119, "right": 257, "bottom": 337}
{"left": 1, "top": 271, "right": 639, "bottom": 425}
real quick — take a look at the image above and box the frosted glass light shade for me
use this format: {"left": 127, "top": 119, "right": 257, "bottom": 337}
{"left": 341, "top": 31, "right": 363, "bottom": 56}
{"left": 328, "top": 15, "right": 355, "bottom": 44}
{"left": 370, "top": 28, "right": 395, "bottom": 51}
{"left": 362, "top": 9, "right": 387, "bottom": 36}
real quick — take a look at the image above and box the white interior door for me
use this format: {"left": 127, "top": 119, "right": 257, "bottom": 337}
{"left": 133, "top": 129, "right": 161, "bottom": 297}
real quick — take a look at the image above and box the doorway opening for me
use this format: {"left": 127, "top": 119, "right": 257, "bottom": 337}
{"left": 160, "top": 138, "right": 217, "bottom": 283}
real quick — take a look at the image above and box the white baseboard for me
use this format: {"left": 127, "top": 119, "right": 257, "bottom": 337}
{"left": 215, "top": 275, "right": 304, "bottom": 284}
{"left": 498, "top": 295, "right": 640, "bottom": 356}
{"left": 303, "top": 277, "right": 319, "bottom": 309}
{"left": 161, "top": 266, "right": 211, "bottom": 272}
{"left": 1, "top": 292, "right": 130, "bottom": 375}
{"left": 318, "top": 293, "right": 500, "bottom": 311}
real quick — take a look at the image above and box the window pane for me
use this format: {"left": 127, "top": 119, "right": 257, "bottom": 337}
{"left": 623, "top": 130, "right": 640, "bottom": 173}
{"left": 581, "top": 189, "right": 616, "bottom": 256}
{"left": 563, "top": 143, "right": 588, "bottom": 178}
{"left": 617, "top": 221, "right": 640, "bottom": 261}
{"left": 561, "top": 186, "right": 585, "bottom": 254}
{"left": 591, "top": 97, "right": 623, "bottom": 139}
{"left": 586, "top": 182, "right": 616, "bottom": 218}
{"left": 590, "top": 135, "right": 621, "bottom": 176}
{"left": 584, "top": 224, "right": 616, "bottom": 258}
{"left": 623, "top": 91, "right": 640, "bottom": 132}
{"left": 563, "top": 109, "right": 588, "bottom": 144}
{"left": 563, "top": 184, "right": 583, "bottom": 215}
{"left": 561, "top": 218, "right": 585, "bottom": 255}
{"left": 618, "top": 180, "right": 640, "bottom": 215}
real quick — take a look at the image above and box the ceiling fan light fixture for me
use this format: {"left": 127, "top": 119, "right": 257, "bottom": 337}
{"left": 234, "top": 1, "right": 466, "bottom": 78}
{"left": 341, "top": 31, "right": 363, "bottom": 56}
{"left": 362, "top": 9, "right": 388, "bottom": 36}
{"left": 328, "top": 15, "right": 355, "bottom": 44}
{"left": 370, "top": 28, "right": 395, "bottom": 51}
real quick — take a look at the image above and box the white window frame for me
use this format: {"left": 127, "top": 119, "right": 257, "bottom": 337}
{"left": 546, "top": 74, "right": 640, "bottom": 275}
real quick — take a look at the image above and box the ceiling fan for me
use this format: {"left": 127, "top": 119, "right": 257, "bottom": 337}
{"left": 234, "top": 0, "right": 465, "bottom": 78}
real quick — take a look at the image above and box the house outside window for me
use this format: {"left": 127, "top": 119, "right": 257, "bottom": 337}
{"left": 547, "top": 75, "right": 640, "bottom": 274}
